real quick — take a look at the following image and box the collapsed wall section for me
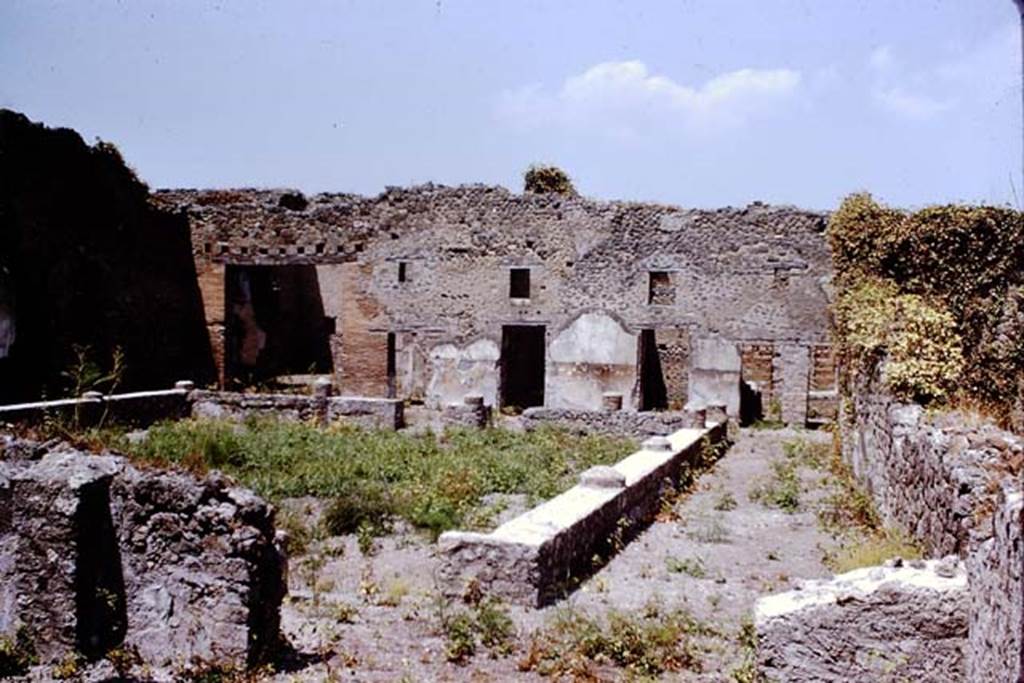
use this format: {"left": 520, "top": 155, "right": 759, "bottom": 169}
{"left": 0, "top": 438, "right": 285, "bottom": 673}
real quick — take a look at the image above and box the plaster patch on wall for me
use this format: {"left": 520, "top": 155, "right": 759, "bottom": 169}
{"left": 688, "top": 336, "right": 742, "bottom": 416}
{"left": 548, "top": 312, "right": 637, "bottom": 410}
{"left": 427, "top": 339, "right": 499, "bottom": 408}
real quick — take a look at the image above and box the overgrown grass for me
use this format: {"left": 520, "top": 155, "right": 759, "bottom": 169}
{"left": 518, "top": 603, "right": 711, "bottom": 678}
{"left": 815, "top": 430, "right": 923, "bottom": 572}
{"left": 116, "top": 419, "right": 632, "bottom": 537}
{"left": 824, "top": 532, "right": 922, "bottom": 574}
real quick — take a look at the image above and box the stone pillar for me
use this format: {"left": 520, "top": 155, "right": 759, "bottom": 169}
{"left": 775, "top": 344, "right": 810, "bottom": 427}
{"left": 705, "top": 403, "right": 728, "bottom": 426}
{"left": 4, "top": 453, "right": 122, "bottom": 662}
{"left": 195, "top": 262, "right": 227, "bottom": 388}
{"left": 602, "top": 392, "right": 623, "bottom": 412}
{"left": 313, "top": 377, "right": 334, "bottom": 425}
{"left": 684, "top": 407, "right": 707, "bottom": 429}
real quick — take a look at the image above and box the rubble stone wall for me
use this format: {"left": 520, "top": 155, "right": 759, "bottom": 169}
{"left": 520, "top": 406, "right": 703, "bottom": 438}
{"left": 159, "top": 186, "right": 835, "bottom": 423}
{"left": 191, "top": 390, "right": 404, "bottom": 430}
{"left": 756, "top": 559, "right": 968, "bottom": 682}
{"left": 0, "top": 438, "right": 285, "bottom": 673}
{"left": 843, "top": 362, "right": 1024, "bottom": 680}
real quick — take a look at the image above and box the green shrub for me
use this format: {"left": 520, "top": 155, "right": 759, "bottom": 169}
{"left": 523, "top": 164, "right": 577, "bottom": 196}
{"left": 750, "top": 458, "right": 801, "bottom": 513}
{"left": 828, "top": 193, "right": 1024, "bottom": 423}
{"left": 322, "top": 481, "right": 395, "bottom": 536}
{"left": 0, "top": 627, "right": 37, "bottom": 677}
{"left": 833, "top": 278, "right": 964, "bottom": 403}
{"left": 439, "top": 598, "right": 515, "bottom": 663}
{"left": 521, "top": 605, "right": 706, "bottom": 677}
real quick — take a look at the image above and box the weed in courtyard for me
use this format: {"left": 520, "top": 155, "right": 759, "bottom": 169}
{"left": 729, "top": 618, "right": 761, "bottom": 683}
{"left": 519, "top": 604, "right": 708, "bottom": 677}
{"left": 749, "top": 458, "right": 801, "bottom": 513}
{"left": 825, "top": 532, "right": 922, "bottom": 574}
{"left": 666, "top": 555, "right": 707, "bottom": 578}
{"left": 436, "top": 594, "right": 516, "bottom": 664}
{"left": 117, "top": 420, "right": 631, "bottom": 537}
{"left": 781, "top": 438, "right": 830, "bottom": 469}
{"left": 713, "top": 491, "right": 738, "bottom": 511}
{"left": 377, "top": 577, "right": 410, "bottom": 608}
{"left": 687, "top": 516, "right": 732, "bottom": 544}
{"left": 331, "top": 602, "right": 359, "bottom": 624}
{"left": 0, "top": 627, "right": 37, "bottom": 678}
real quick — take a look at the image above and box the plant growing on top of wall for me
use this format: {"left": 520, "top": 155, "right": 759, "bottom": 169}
{"left": 523, "top": 164, "right": 577, "bottom": 196}
{"left": 831, "top": 278, "right": 963, "bottom": 404}
{"left": 827, "top": 193, "right": 1024, "bottom": 425}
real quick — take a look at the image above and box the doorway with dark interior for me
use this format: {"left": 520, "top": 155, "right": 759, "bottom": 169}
{"left": 637, "top": 328, "right": 668, "bottom": 411}
{"left": 224, "top": 265, "right": 333, "bottom": 387}
{"left": 500, "top": 325, "right": 546, "bottom": 409}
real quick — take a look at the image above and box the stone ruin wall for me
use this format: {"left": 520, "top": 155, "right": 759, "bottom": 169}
{"left": 157, "top": 185, "right": 837, "bottom": 424}
{"left": 0, "top": 436, "right": 286, "bottom": 675}
{"left": 842, "top": 362, "right": 1024, "bottom": 680}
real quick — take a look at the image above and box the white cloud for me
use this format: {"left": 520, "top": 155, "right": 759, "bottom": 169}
{"left": 496, "top": 60, "right": 801, "bottom": 139}
{"left": 868, "top": 46, "right": 894, "bottom": 71}
{"left": 865, "top": 24, "right": 1017, "bottom": 123}
{"left": 872, "top": 86, "right": 952, "bottom": 120}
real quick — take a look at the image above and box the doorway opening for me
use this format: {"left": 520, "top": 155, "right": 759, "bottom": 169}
{"left": 500, "top": 325, "right": 546, "bottom": 409}
{"left": 224, "top": 265, "right": 332, "bottom": 387}
{"left": 637, "top": 329, "right": 668, "bottom": 411}
{"left": 386, "top": 332, "right": 397, "bottom": 398}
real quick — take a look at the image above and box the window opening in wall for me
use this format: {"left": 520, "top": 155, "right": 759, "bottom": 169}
{"left": 648, "top": 271, "right": 674, "bottom": 305}
{"left": 510, "top": 268, "right": 531, "bottom": 299}
{"left": 398, "top": 262, "right": 407, "bottom": 283}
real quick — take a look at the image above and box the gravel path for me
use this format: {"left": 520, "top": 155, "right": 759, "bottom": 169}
{"left": 274, "top": 427, "right": 839, "bottom": 681}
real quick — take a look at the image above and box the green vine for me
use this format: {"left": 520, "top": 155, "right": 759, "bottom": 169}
{"left": 828, "top": 193, "right": 1024, "bottom": 424}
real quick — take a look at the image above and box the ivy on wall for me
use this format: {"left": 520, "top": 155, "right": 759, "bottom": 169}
{"left": 829, "top": 193, "right": 1024, "bottom": 427}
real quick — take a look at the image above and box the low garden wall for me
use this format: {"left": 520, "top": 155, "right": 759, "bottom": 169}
{"left": 0, "top": 385, "right": 193, "bottom": 428}
{"left": 520, "top": 406, "right": 709, "bottom": 438}
{"left": 840, "top": 364, "right": 1024, "bottom": 680}
{"left": 437, "top": 419, "right": 728, "bottom": 607}
{"left": 0, "top": 382, "right": 405, "bottom": 431}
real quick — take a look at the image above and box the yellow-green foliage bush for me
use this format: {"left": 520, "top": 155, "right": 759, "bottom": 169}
{"left": 829, "top": 193, "right": 1024, "bottom": 420}
{"left": 833, "top": 278, "right": 963, "bottom": 403}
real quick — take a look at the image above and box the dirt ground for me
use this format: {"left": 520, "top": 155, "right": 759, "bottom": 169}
{"left": 270, "top": 427, "right": 839, "bottom": 682}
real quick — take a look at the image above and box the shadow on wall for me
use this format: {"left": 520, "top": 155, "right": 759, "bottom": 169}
{"left": 224, "top": 265, "right": 333, "bottom": 387}
{"left": 0, "top": 109, "right": 215, "bottom": 402}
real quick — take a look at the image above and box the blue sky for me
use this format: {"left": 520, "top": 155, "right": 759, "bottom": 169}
{"left": 1, "top": 1, "right": 1020, "bottom": 209}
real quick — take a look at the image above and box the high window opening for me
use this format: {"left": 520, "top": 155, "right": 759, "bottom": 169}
{"left": 398, "top": 262, "right": 407, "bottom": 283}
{"left": 500, "top": 325, "right": 545, "bottom": 409}
{"left": 637, "top": 329, "right": 668, "bottom": 411}
{"left": 648, "top": 271, "right": 675, "bottom": 305}
{"left": 510, "top": 268, "right": 531, "bottom": 299}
